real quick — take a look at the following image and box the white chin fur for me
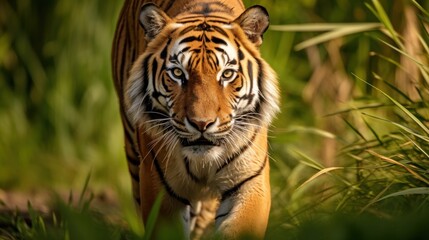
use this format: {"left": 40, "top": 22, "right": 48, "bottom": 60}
{"left": 182, "top": 145, "right": 224, "bottom": 163}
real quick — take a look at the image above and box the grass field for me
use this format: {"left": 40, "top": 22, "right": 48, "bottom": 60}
{"left": 1, "top": 0, "right": 429, "bottom": 239}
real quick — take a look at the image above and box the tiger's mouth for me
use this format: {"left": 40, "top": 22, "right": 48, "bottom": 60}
{"left": 181, "top": 137, "right": 221, "bottom": 147}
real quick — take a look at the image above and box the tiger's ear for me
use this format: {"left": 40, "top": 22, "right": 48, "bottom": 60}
{"left": 234, "top": 5, "right": 269, "bottom": 47}
{"left": 139, "top": 3, "right": 171, "bottom": 40}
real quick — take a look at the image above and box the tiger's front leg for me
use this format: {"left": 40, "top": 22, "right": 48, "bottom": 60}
{"left": 189, "top": 200, "right": 219, "bottom": 240}
{"left": 215, "top": 161, "right": 271, "bottom": 239}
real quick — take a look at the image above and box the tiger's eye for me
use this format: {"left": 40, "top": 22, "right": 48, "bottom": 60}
{"left": 172, "top": 68, "right": 183, "bottom": 78}
{"left": 222, "top": 69, "right": 234, "bottom": 79}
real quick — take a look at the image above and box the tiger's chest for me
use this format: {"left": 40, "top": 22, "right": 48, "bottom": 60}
{"left": 138, "top": 124, "right": 268, "bottom": 206}
{"left": 150, "top": 139, "right": 263, "bottom": 203}
{"left": 159, "top": 152, "right": 240, "bottom": 200}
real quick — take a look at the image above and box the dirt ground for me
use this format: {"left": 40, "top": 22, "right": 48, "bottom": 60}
{"left": 0, "top": 188, "right": 120, "bottom": 213}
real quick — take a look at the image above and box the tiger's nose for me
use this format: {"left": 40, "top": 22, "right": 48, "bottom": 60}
{"left": 187, "top": 117, "right": 216, "bottom": 132}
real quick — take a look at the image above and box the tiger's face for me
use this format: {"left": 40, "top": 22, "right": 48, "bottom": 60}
{"left": 156, "top": 22, "right": 260, "bottom": 160}
{"left": 127, "top": 4, "right": 279, "bottom": 162}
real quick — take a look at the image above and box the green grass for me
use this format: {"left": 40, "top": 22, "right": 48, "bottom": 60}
{"left": 1, "top": 0, "right": 429, "bottom": 239}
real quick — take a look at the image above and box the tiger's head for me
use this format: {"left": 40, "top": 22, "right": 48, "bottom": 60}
{"left": 126, "top": 3, "right": 279, "bottom": 163}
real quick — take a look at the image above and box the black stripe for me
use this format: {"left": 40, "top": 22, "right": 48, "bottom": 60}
{"left": 240, "top": 93, "right": 255, "bottom": 103}
{"left": 179, "top": 26, "right": 195, "bottom": 35}
{"left": 129, "top": 168, "right": 140, "bottom": 182}
{"left": 213, "top": 51, "right": 220, "bottom": 66}
{"left": 167, "top": 98, "right": 175, "bottom": 109}
{"left": 238, "top": 49, "right": 244, "bottom": 61}
{"left": 116, "top": 44, "right": 127, "bottom": 98}
{"left": 114, "top": 20, "right": 128, "bottom": 96}
{"left": 122, "top": 117, "right": 139, "bottom": 158}
{"left": 152, "top": 58, "right": 158, "bottom": 87}
{"left": 256, "top": 58, "right": 263, "bottom": 93}
{"left": 180, "top": 46, "right": 192, "bottom": 55}
{"left": 207, "top": 54, "right": 217, "bottom": 71}
{"left": 184, "top": 157, "right": 201, "bottom": 183}
{"left": 126, "top": 119, "right": 140, "bottom": 156}
{"left": 123, "top": 117, "right": 135, "bottom": 143}
{"left": 216, "top": 129, "right": 258, "bottom": 173}
{"left": 215, "top": 211, "right": 229, "bottom": 220}
{"left": 180, "top": 36, "right": 199, "bottom": 44}
{"left": 123, "top": 32, "right": 133, "bottom": 81}
{"left": 189, "top": 54, "right": 199, "bottom": 68}
{"left": 194, "top": 58, "right": 201, "bottom": 67}
{"left": 135, "top": 197, "right": 141, "bottom": 205}
{"left": 247, "top": 60, "right": 254, "bottom": 95}
{"left": 221, "top": 155, "right": 268, "bottom": 201}
{"left": 151, "top": 150, "right": 191, "bottom": 206}
{"left": 141, "top": 55, "right": 151, "bottom": 96}
{"left": 127, "top": 154, "right": 140, "bottom": 166}
{"left": 164, "top": 0, "right": 175, "bottom": 12}
{"left": 212, "top": 26, "right": 228, "bottom": 38}
{"left": 206, "top": 19, "right": 231, "bottom": 24}
{"left": 214, "top": 47, "right": 226, "bottom": 55}
{"left": 160, "top": 39, "right": 171, "bottom": 59}
{"left": 177, "top": 19, "right": 202, "bottom": 24}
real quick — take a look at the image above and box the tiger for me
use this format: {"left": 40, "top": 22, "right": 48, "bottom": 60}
{"left": 111, "top": 0, "right": 280, "bottom": 239}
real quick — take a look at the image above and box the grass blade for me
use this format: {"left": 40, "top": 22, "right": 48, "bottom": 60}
{"left": 276, "top": 126, "right": 337, "bottom": 139}
{"left": 270, "top": 23, "right": 381, "bottom": 32}
{"left": 369, "top": 0, "right": 404, "bottom": 48}
{"left": 412, "top": 0, "right": 429, "bottom": 17}
{"left": 375, "top": 37, "right": 429, "bottom": 72}
{"left": 354, "top": 74, "right": 429, "bottom": 136}
{"left": 367, "top": 150, "right": 429, "bottom": 185}
{"left": 342, "top": 118, "right": 367, "bottom": 141}
{"left": 143, "top": 190, "right": 165, "bottom": 240}
{"left": 362, "top": 113, "right": 429, "bottom": 142}
{"left": 292, "top": 148, "right": 324, "bottom": 170}
{"left": 377, "top": 187, "right": 429, "bottom": 202}
{"left": 78, "top": 171, "right": 92, "bottom": 210}
{"left": 404, "top": 134, "right": 429, "bottom": 159}
{"left": 296, "top": 167, "right": 344, "bottom": 191}
{"left": 294, "top": 23, "right": 381, "bottom": 51}
{"left": 362, "top": 115, "right": 383, "bottom": 145}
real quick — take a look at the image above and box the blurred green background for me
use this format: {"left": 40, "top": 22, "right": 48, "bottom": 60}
{"left": 0, "top": 0, "right": 126, "bottom": 190}
{"left": 1, "top": 0, "right": 429, "bottom": 238}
